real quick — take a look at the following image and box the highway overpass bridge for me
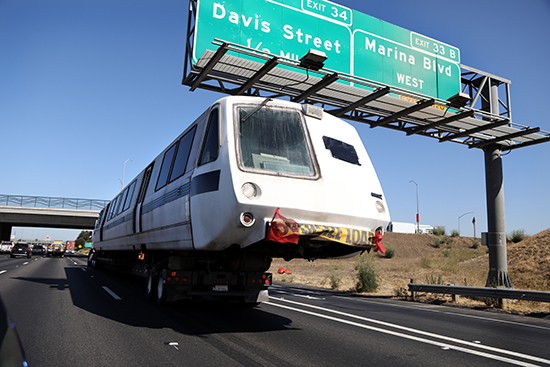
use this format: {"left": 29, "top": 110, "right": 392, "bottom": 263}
{"left": 0, "top": 195, "right": 108, "bottom": 241}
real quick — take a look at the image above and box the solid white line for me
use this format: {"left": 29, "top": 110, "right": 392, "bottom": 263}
{"left": 102, "top": 286, "right": 122, "bottom": 300}
{"left": 268, "top": 297, "right": 550, "bottom": 366}
{"left": 0, "top": 270, "right": 6, "bottom": 275}
{"left": 334, "top": 294, "right": 550, "bottom": 332}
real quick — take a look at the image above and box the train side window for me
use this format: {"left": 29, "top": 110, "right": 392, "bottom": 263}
{"left": 156, "top": 143, "right": 177, "bottom": 191}
{"left": 170, "top": 126, "right": 197, "bottom": 182}
{"left": 322, "top": 136, "right": 360, "bottom": 165}
{"left": 199, "top": 109, "right": 219, "bottom": 166}
{"left": 116, "top": 189, "right": 129, "bottom": 216}
{"left": 122, "top": 181, "right": 137, "bottom": 212}
{"left": 137, "top": 164, "right": 153, "bottom": 203}
{"left": 95, "top": 209, "right": 104, "bottom": 229}
{"left": 108, "top": 196, "right": 119, "bottom": 220}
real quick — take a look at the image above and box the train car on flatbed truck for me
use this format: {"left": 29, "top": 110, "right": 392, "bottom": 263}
{"left": 89, "top": 96, "right": 390, "bottom": 305}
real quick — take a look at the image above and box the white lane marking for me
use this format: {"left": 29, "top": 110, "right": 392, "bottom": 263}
{"left": 268, "top": 297, "right": 550, "bottom": 366}
{"left": 334, "top": 295, "right": 550, "bottom": 332}
{"left": 102, "top": 286, "right": 122, "bottom": 300}
{"left": 23, "top": 262, "right": 29, "bottom": 265}
{"left": 81, "top": 268, "right": 87, "bottom": 272}
{"left": 274, "top": 291, "right": 324, "bottom": 300}
{"left": 271, "top": 286, "right": 326, "bottom": 300}
{"left": 0, "top": 270, "right": 6, "bottom": 275}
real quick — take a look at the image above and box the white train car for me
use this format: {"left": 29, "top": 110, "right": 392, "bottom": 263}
{"left": 90, "top": 96, "right": 390, "bottom": 304}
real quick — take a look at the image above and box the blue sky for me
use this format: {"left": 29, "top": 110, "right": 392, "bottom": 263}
{"left": 1, "top": 0, "right": 549, "bottom": 241}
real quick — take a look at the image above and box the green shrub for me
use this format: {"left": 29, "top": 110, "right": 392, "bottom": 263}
{"left": 450, "top": 229, "right": 459, "bottom": 237}
{"left": 384, "top": 246, "right": 396, "bottom": 258}
{"left": 426, "top": 272, "right": 443, "bottom": 285}
{"left": 355, "top": 254, "right": 378, "bottom": 293}
{"left": 472, "top": 238, "right": 480, "bottom": 249}
{"left": 434, "top": 238, "right": 443, "bottom": 248}
{"left": 328, "top": 267, "right": 341, "bottom": 289}
{"left": 507, "top": 229, "right": 526, "bottom": 243}
{"left": 432, "top": 226, "right": 446, "bottom": 236}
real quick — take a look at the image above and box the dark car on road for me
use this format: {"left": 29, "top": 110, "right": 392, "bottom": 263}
{"left": 31, "top": 245, "right": 46, "bottom": 256}
{"left": 10, "top": 243, "right": 31, "bottom": 258}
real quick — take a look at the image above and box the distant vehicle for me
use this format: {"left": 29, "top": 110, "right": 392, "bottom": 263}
{"left": 387, "top": 222, "right": 416, "bottom": 234}
{"left": 65, "top": 241, "right": 76, "bottom": 253}
{"left": 10, "top": 243, "right": 31, "bottom": 258}
{"left": 47, "top": 241, "right": 65, "bottom": 258}
{"left": 0, "top": 241, "right": 13, "bottom": 254}
{"left": 32, "top": 245, "right": 46, "bottom": 255}
{"left": 90, "top": 96, "right": 390, "bottom": 305}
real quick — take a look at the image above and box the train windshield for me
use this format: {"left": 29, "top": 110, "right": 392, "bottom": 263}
{"left": 237, "top": 105, "right": 315, "bottom": 177}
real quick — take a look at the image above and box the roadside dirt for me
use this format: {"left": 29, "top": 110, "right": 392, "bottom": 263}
{"left": 268, "top": 230, "right": 550, "bottom": 315}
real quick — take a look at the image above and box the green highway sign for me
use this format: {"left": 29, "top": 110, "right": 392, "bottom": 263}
{"left": 193, "top": 0, "right": 461, "bottom": 100}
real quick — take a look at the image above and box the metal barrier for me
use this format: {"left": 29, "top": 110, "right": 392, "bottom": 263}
{"left": 408, "top": 283, "right": 550, "bottom": 303}
{"left": 0, "top": 195, "right": 108, "bottom": 211}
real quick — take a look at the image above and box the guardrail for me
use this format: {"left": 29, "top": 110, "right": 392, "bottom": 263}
{"left": 408, "top": 283, "right": 550, "bottom": 303}
{"left": 0, "top": 195, "right": 108, "bottom": 211}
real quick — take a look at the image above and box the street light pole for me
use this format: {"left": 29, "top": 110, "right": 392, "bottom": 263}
{"left": 120, "top": 159, "right": 132, "bottom": 190}
{"left": 409, "top": 180, "right": 419, "bottom": 233}
{"left": 458, "top": 211, "right": 474, "bottom": 236}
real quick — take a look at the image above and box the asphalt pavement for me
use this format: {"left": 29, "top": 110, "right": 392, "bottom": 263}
{"left": 1, "top": 254, "right": 549, "bottom": 367}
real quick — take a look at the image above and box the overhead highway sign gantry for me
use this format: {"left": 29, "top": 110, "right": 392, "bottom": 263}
{"left": 182, "top": 0, "right": 550, "bottom": 289}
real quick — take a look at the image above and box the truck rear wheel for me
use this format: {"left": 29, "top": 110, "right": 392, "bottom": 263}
{"left": 145, "top": 271, "right": 156, "bottom": 301}
{"left": 156, "top": 275, "right": 167, "bottom": 306}
{"left": 87, "top": 250, "right": 97, "bottom": 269}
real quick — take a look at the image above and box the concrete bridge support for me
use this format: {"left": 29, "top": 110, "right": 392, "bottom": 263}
{"left": 0, "top": 223, "right": 12, "bottom": 241}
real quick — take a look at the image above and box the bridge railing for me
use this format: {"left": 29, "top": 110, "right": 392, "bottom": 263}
{"left": 0, "top": 195, "right": 109, "bottom": 211}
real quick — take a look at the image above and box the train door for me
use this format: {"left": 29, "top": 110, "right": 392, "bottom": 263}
{"left": 134, "top": 164, "right": 153, "bottom": 233}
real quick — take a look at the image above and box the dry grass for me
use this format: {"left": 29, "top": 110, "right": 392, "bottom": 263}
{"left": 269, "top": 230, "right": 550, "bottom": 315}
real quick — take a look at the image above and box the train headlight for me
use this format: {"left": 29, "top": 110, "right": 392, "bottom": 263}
{"left": 242, "top": 182, "right": 260, "bottom": 199}
{"left": 375, "top": 200, "right": 385, "bottom": 214}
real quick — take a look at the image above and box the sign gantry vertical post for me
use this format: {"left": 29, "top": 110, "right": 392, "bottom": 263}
{"left": 482, "top": 79, "right": 512, "bottom": 289}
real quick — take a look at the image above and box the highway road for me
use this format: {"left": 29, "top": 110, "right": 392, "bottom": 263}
{"left": 1, "top": 254, "right": 550, "bottom": 366}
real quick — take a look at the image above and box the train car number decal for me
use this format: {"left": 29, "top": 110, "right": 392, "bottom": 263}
{"left": 266, "top": 208, "right": 384, "bottom": 252}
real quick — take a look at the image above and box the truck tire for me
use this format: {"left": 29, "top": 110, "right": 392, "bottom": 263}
{"left": 156, "top": 275, "right": 167, "bottom": 306}
{"left": 145, "top": 271, "right": 156, "bottom": 301}
{"left": 87, "top": 250, "right": 97, "bottom": 269}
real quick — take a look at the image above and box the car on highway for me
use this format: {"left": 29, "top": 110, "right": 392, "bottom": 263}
{"left": 32, "top": 245, "right": 46, "bottom": 256}
{"left": 0, "top": 241, "right": 13, "bottom": 254}
{"left": 10, "top": 243, "right": 32, "bottom": 258}
{"left": 46, "top": 242, "right": 65, "bottom": 258}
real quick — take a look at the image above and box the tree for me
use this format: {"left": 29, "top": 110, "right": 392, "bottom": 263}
{"left": 75, "top": 231, "right": 92, "bottom": 250}
{"left": 75, "top": 231, "right": 92, "bottom": 241}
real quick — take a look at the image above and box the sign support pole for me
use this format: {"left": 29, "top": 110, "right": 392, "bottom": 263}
{"left": 484, "top": 144, "right": 512, "bottom": 289}
{"left": 483, "top": 80, "right": 512, "bottom": 290}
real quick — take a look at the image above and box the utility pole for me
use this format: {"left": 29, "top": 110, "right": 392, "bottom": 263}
{"left": 119, "top": 159, "right": 132, "bottom": 190}
{"left": 409, "top": 180, "right": 419, "bottom": 233}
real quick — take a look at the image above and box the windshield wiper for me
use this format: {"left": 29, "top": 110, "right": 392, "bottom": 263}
{"left": 242, "top": 97, "right": 273, "bottom": 122}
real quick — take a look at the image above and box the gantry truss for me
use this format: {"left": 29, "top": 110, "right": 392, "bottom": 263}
{"left": 182, "top": 1, "right": 549, "bottom": 150}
